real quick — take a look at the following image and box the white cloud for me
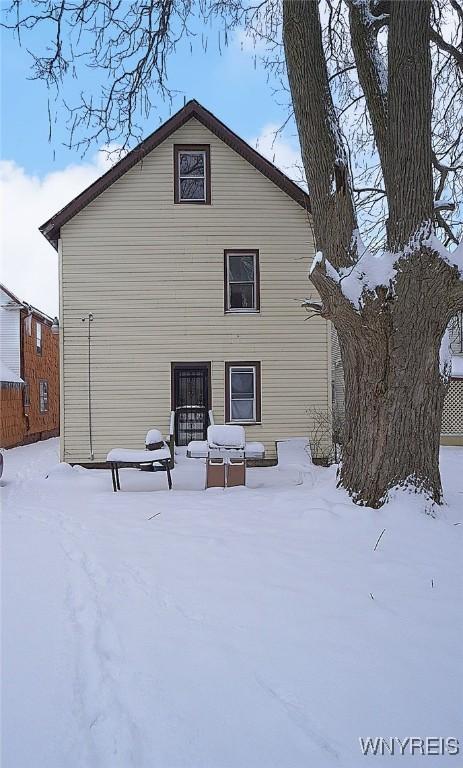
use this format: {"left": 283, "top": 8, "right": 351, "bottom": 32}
{"left": 248, "top": 123, "right": 306, "bottom": 188}
{"left": 0, "top": 148, "right": 119, "bottom": 317}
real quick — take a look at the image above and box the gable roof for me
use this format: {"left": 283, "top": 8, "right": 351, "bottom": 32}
{"left": 0, "top": 283, "right": 55, "bottom": 324}
{"left": 40, "top": 99, "right": 310, "bottom": 250}
{"left": 0, "top": 283, "right": 23, "bottom": 307}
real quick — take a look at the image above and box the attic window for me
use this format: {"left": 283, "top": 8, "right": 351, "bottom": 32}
{"left": 174, "top": 145, "right": 211, "bottom": 204}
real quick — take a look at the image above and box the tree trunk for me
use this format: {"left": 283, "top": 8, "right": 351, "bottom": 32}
{"left": 341, "top": 349, "right": 445, "bottom": 508}
{"left": 282, "top": 0, "right": 462, "bottom": 508}
{"left": 337, "top": 272, "right": 448, "bottom": 507}
{"left": 334, "top": 248, "right": 454, "bottom": 507}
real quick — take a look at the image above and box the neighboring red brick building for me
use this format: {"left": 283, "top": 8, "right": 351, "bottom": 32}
{"left": 0, "top": 284, "right": 59, "bottom": 449}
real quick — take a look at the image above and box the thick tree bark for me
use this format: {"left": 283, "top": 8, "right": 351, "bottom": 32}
{"left": 387, "top": 0, "right": 434, "bottom": 248}
{"left": 283, "top": 0, "right": 462, "bottom": 508}
{"left": 337, "top": 252, "right": 456, "bottom": 507}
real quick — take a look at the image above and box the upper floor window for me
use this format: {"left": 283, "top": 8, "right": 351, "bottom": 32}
{"left": 25, "top": 314, "right": 32, "bottom": 335}
{"left": 225, "top": 250, "right": 260, "bottom": 313}
{"left": 174, "top": 145, "right": 211, "bottom": 204}
{"left": 39, "top": 380, "right": 48, "bottom": 413}
{"left": 36, "top": 321, "right": 42, "bottom": 354}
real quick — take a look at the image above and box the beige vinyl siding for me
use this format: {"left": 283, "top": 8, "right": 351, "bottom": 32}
{"left": 0, "top": 289, "right": 21, "bottom": 378}
{"left": 60, "top": 117, "right": 329, "bottom": 462}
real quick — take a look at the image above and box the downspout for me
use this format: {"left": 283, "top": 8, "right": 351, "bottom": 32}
{"left": 21, "top": 305, "right": 31, "bottom": 434}
{"left": 82, "top": 313, "right": 94, "bottom": 460}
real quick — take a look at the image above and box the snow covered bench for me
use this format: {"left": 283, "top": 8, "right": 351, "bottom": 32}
{"left": 107, "top": 429, "right": 173, "bottom": 492}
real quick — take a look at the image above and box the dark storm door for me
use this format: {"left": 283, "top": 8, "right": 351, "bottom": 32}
{"left": 172, "top": 364, "right": 210, "bottom": 446}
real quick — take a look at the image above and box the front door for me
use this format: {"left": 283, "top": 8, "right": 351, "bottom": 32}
{"left": 172, "top": 364, "right": 210, "bottom": 446}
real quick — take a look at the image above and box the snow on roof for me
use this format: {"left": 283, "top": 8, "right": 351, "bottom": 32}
{"left": 1, "top": 361, "right": 23, "bottom": 384}
{"left": 0, "top": 283, "right": 55, "bottom": 324}
{"left": 0, "top": 284, "right": 23, "bottom": 306}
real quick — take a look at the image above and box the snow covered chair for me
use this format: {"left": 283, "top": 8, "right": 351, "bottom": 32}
{"left": 106, "top": 429, "right": 173, "bottom": 492}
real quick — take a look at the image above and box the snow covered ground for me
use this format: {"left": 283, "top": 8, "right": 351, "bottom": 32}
{"left": 1, "top": 438, "right": 462, "bottom": 767}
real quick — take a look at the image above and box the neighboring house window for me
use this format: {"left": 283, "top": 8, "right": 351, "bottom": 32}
{"left": 36, "top": 320, "right": 42, "bottom": 354}
{"left": 225, "top": 362, "right": 261, "bottom": 423}
{"left": 25, "top": 314, "right": 32, "bottom": 335}
{"left": 174, "top": 144, "right": 211, "bottom": 204}
{"left": 23, "top": 381, "right": 30, "bottom": 408}
{"left": 449, "top": 312, "right": 463, "bottom": 355}
{"left": 224, "top": 250, "right": 260, "bottom": 312}
{"left": 39, "top": 380, "right": 48, "bottom": 413}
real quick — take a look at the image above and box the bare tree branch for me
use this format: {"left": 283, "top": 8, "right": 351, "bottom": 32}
{"left": 430, "top": 25, "right": 463, "bottom": 73}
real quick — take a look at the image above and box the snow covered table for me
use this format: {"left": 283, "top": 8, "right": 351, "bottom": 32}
{"left": 188, "top": 425, "right": 265, "bottom": 462}
{"left": 187, "top": 425, "right": 265, "bottom": 489}
{"left": 106, "top": 445, "right": 173, "bottom": 492}
{"left": 186, "top": 441, "right": 265, "bottom": 460}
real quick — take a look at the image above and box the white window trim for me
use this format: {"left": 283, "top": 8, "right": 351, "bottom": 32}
{"left": 229, "top": 365, "right": 257, "bottom": 423}
{"left": 226, "top": 252, "right": 258, "bottom": 313}
{"left": 178, "top": 150, "right": 207, "bottom": 202}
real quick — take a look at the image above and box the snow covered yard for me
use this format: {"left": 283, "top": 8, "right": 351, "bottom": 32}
{"left": 1, "top": 439, "right": 462, "bottom": 767}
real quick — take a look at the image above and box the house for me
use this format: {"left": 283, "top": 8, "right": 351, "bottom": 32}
{"left": 40, "top": 99, "right": 331, "bottom": 464}
{"left": 441, "top": 311, "right": 463, "bottom": 445}
{"left": 0, "top": 284, "right": 60, "bottom": 448}
{"left": 331, "top": 312, "right": 463, "bottom": 448}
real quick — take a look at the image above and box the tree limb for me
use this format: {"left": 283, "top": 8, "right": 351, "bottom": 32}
{"left": 387, "top": 0, "right": 434, "bottom": 247}
{"left": 347, "top": 0, "right": 390, "bottom": 193}
{"left": 282, "top": 0, "right": 357, "bottom": 269}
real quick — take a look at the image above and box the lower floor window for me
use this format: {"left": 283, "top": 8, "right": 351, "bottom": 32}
{"left": 39, "top": 380, "right": 48, "bottom": 413}
{"left": 225, "top": 362, "right": 261, "bottom": 423}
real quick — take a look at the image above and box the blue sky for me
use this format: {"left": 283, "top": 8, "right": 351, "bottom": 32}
{"left": 1, "top": 15, "right": 294, "bottom": 175}
{"left": 1, "top": 12, "right": 302, "bottom": 315}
